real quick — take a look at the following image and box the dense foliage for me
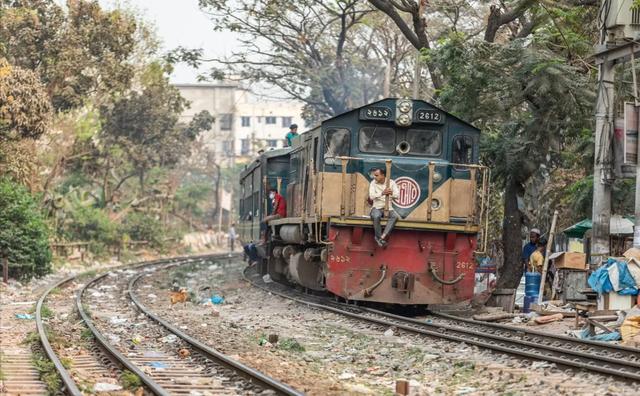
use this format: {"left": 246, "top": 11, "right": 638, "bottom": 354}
{"left": 0, "top": 178, "right": 52, "bottom": 279}
{"left": 0, "top": 1, "right": 216, "bottom": 279}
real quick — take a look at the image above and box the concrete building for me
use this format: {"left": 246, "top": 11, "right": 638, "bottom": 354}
{"left": 175, "top": 83, "right": 304, "bottom": 164}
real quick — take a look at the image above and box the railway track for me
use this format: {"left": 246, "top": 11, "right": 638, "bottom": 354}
{"left": 30, "top": 254, "right": 302, "bottom": 396}
{"left": 244, "top": 265, "right": 640, "bottom": 383}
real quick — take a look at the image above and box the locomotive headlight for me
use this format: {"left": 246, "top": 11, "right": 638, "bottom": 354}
{"left": 397, "top": 113, "right": 411, "bottom": 126}
{"left": 431, "top": 198, "right": 441, "bottom": 210}
{"left": 398, "top": 99, "right": 412, "bottom": 113}
{"left": 396, "top": 99, "right": 413, "bottom": 126}
{"left": 432, "top": 172, "right": 443, "bottom": 183}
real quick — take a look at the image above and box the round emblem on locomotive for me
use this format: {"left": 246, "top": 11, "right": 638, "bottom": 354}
{"left": 394, "top": 176, "right": 421, "bottom": 208}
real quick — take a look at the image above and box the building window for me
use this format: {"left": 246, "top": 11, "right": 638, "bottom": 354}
{"left": 266, "top": 139, "right": 278, "bottom": 148}
{"left": 281, "top": 117, "right": 293, "bottom": 128}
{"left": 265, "top": 116, "right": 276, "bottom": 125}
{"left": 241, "top": 116, "right": 251, "bottom": 127}
{"left": 241, "top": 139, "right": 250, "bottom": 155}
{"left": 220, "top": 114, "right": 232, "bottom": 130}
{"left": 222, "top": 140, "right": 233, "bottom": 153}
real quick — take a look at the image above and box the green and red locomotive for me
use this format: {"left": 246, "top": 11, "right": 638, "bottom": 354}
{"left": 239, "top": 98, "right": 489, "bottom": 306}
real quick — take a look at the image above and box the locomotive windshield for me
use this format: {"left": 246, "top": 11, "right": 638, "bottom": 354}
{"left": 323, "top": 127, "right": 351, "bottom": 165}
{"left": 359, "top": 126, "right": 395, "bottom": 153}
{"left": 359, "top": 127, "right": 442, "bottom": 156}
{"left": 406, "top": 129, "right": 441, "bottom": 155}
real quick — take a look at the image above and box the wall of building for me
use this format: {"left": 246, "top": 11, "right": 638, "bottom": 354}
{"left": 174, "top": 83, "right": 304, "bottom": 164}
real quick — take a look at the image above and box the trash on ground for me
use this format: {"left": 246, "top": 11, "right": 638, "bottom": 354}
{"left": 210, "top": 295, "right": 224, "bottom": 304}
{"left": 533, "top": 313, "right": 564, "bottom": 325}
{"left": 15, "top": 313, "right": 34, "bottom": 320}
{"left": 472, "top": 312, "right": 515, "bottom": 322}
{"left": 178, "top": 348, "right": 191, "bottom": 358}
{"left": 147, "top": 293, "right": 157, "bottom": 299}
{"left": 146, "top": 361, "right": 168, "bottom": 369}
{"left": 160, "top": 334, "right": 178, "bottom": 343}
{"left": 262, "top": 274, "right": 273, "bottom": 283}
{"left": 110, "top": 317, "right": 127, "bottom": 325}
{"left": 384, "top": 328, "right": 395, "bottom": 337}
{"left": 131, "top": 336, "right": 143, "bottom": 345}
{"left": 94, "top": 382, "right": 123, "bottom": 392}
{"left": 338, "top": 371, "right": 356, "bottom": 380}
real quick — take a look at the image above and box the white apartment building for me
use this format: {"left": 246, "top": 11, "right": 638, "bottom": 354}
{"left": 175, "top": 83, "right": 304, "bottom": 164}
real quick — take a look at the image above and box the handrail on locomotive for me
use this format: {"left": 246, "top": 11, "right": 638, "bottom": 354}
{"left": 329, "top": 155, "right": 491, "bottom": 256}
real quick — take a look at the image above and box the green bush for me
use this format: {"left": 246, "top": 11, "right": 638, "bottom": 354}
{"left": 0, "top": 178, "right": 52, "bottom": 279}
{"left": 63, "top": 205, "right": 119, "bottom": 254}
{"left": 120, "top": 212, "right": 163, "bottom": 248}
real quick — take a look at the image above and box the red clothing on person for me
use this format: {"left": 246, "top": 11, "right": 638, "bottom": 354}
{"left": 272, "top": 193, "right": 287, "bottom": 217}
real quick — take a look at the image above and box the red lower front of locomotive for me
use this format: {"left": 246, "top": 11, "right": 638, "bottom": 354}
{"left": 325, "top": 225, "right": 477, "bottom": 305}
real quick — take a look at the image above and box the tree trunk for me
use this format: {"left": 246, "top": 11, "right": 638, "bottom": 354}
{"left": 497, "top": 177, "right": 524, "bottom": 289}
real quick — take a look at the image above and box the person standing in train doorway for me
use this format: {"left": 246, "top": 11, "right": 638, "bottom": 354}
{"left": 369, "top": 168, "right": 399, "bottom": 248}
{"left": 285, "top": 124, "right": 298, "bottom": 147}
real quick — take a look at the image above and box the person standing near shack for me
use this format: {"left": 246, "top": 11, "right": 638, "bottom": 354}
{"left": 522, "top": 228, "right": 541, "bottom": 272}
{"left": 285, "top": 124, "right": 298, "bottom": 147}
{"left": 228, "top": 223, "right": 237, "bottom": 252}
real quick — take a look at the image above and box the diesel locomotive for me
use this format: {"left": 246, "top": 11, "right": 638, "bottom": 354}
{"left": 239, "top": 98, "right": 489, "bottom": 306}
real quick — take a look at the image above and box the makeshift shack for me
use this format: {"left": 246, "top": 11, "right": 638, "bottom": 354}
{"left": 562, "top": 215, "right": 635, "bottom": 259}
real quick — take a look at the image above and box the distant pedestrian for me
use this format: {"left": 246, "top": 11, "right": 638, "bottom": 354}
{"left": 228, "top": 223, "right": 237, "bottom": 252}
{"left": 285, "top": 124, "right": 298, "bottom": 147}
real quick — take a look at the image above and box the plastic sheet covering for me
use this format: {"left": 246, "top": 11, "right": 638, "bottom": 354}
{"left": 588, "top": 259, "right": 638, "bottom": 295}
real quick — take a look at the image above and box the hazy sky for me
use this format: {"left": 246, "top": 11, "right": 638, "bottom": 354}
{"left": 99, "top": 0, "right": 239, "bottom": 84}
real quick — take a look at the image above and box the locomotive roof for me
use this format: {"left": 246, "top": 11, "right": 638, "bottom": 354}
{"left": 318, "top": 98, "right": 480, "bottom": 132}
{"left": 240, "top": 147, "right": 292, "bottom": 179}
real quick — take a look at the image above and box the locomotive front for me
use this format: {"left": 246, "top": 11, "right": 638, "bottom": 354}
{"left": 317, "top": 98, "right": 489, "bottom": 305}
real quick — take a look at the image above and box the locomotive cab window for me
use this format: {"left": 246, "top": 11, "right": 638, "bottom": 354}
{"left": 359, "top": 126, "right": 395, "bottom": 154}
{"left": 452, "top": 135, "right": 474, "bottom": 165}
{"left": 406, "top": 129, "right": 441, "bottom": 156}
{"left": 323, "top": 127, "right": 350, "bottom": 165}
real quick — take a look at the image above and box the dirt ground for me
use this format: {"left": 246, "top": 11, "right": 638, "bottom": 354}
{"left": 136, "top": 261, "right": 640, "bottom": 396}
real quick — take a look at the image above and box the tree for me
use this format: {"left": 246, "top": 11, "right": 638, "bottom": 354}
{"left": 0, "top": 59, "right": 52, "bottom": 141}
{"left": 432, "top": 32, "right": 595, "bottom": 288}
{"left": 199, "top": 0, "right": 413, "bottom": 121}
{"left": 99, "top": 62, "right": 213, "bottom": 195}
{"left": 0, "top": 178, "right": 52, "bottom": 279}
{"left": 0, "top": 0, "right": 138, "bottom": 111}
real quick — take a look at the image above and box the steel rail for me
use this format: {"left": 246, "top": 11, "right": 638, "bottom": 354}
{"left": 430, "top": 310, "right": 640, "bottom": 354}
{"left": 75, "top": 254, "right": 225, "bottom": 396}
{"left": 243, "top": 266, "right": 640, "bottom": 382}
{"left": 77, "top": 262, "right": 173, "bottom": 396}
{"left": 128, "top": 267, "right": 303, "bottom": 396}
{"left": 36, "top": 274, "right": 83, "bottom": 396}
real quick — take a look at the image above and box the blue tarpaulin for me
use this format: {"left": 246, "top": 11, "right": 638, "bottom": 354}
{"left": 588, "top": 259, "right": 639, "bottom": 295}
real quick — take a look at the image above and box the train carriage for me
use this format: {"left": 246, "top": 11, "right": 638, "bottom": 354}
{"left": 239, "top": 98, "right": 489, "bottom": 306}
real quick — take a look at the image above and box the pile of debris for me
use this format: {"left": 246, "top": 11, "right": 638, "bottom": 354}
{"left": 475, "top": 248, "right": 640, "bottom": 347}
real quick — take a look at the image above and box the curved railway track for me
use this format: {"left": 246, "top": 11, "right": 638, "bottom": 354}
{"left": 33, "top": 254, "right": 302, "bottom": 396}
{"left": 243, "top": 265, "right": 640, "bottom": 383}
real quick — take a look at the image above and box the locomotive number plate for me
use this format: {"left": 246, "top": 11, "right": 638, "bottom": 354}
{"left": 361, "top": 106, "right": 392, "bottom": 120}
{"left": 330, "top": 255, "right": 351, "bottom": 263}
{"left": 415, "top": 109, "right": 444, "bottom": 124}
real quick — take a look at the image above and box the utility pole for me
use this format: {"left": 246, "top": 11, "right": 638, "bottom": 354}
{"left": 591, "top": 59, "right": 614, "bottom": 262}
{"left": 635, "top": 149, "right": 640, "bottom": 248}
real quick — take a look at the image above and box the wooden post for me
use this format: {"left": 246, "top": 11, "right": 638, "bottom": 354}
{"left": 538, "top": 210, "right": 559, "bottom": 304}
{"left": 3, "top": 256, "right": 8, "bottom": 283}
{"left": 384, "top": 159, "right": 392, "bottom": 217}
